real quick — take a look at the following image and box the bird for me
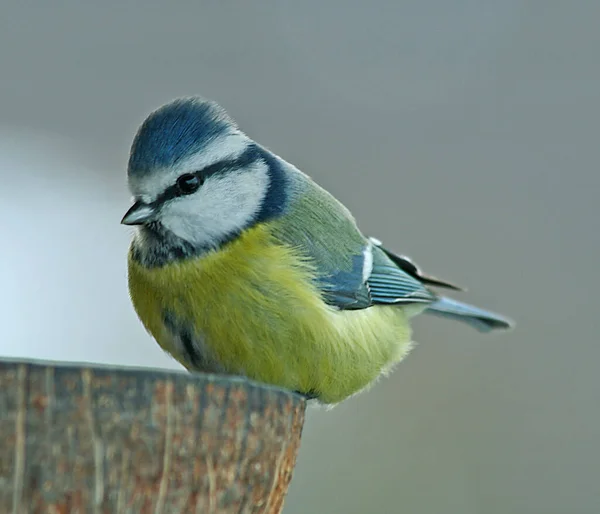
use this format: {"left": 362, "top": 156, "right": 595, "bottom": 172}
{"left": 122, "top": 96, "right": 513, "bottom": 405}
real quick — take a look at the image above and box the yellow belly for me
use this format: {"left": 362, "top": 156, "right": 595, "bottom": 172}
{"left": 127, "top": 223, "right": 414, "bottom": 404}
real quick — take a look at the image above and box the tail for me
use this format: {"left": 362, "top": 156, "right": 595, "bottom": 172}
{"left": 426, "top": 296, "right": 514, "bottom": 333}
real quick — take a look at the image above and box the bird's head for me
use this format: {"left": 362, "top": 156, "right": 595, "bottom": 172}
{"left": 122, "top": 97, "right": 286, "bottom": 264}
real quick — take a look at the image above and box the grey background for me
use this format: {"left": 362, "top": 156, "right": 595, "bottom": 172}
{"left": 1, "top": 2, "right": 598, "bottom": 513}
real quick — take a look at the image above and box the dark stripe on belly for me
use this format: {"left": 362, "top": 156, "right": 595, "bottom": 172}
{"left": 163, "top": 311, "right": 204, "bottom": 369}
{"left": 180, "top": 328, "right": 204, "bottom": 369}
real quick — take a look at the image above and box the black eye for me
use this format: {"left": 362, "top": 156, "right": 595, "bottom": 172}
{"left": 176, "top": 173, "right": 202, "bottom": 195}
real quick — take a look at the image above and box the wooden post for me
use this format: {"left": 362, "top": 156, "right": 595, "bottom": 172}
{"left": 0, "top": 359, "right": 306, "bottom": 513}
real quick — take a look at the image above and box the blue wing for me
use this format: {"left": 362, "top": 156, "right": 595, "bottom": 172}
{"left": 318, "top": 241, "right": 436, "bottom": 310}
{"left": 313, "top": 238, "right": 514, "bottom": 333}
{"left": 317, "top": 252, "right": 373, "bottom": 309}
{"left": 368, "top": 262, "right": 435, "bottom": 305}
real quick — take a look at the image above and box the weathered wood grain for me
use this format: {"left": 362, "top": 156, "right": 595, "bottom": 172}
{"left": 0, "top": 359, "right": 306, "bottom": 514}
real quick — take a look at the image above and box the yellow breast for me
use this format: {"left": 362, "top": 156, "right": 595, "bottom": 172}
{"left": 127, "top": 223, "right": 414, "bottom": 403}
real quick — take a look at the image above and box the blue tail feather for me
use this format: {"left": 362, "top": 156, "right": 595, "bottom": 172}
{"left": 426, "top": 296, "right": 513, "bottom": 332}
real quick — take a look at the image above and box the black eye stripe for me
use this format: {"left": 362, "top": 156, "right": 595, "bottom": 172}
{"left": 199, "top": 144, "right": 261, "bottom": 177}
{"left": 152, "top": 145, "right": 261, "bottom": 206}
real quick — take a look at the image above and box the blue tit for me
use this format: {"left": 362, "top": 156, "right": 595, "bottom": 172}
{"left": 121, "top": 96, "right": 513, "bottom": 404}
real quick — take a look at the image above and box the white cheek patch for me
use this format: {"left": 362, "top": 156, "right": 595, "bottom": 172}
{"left": 128, "top": 132, "right": 250, "bottom": 202}
{"left": 159, "top": 160, "right": 270, "bottom": 248}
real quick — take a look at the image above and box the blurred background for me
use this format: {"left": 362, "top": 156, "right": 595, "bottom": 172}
{"left": 1, "top": 1, "right": 598, "bottom": 513}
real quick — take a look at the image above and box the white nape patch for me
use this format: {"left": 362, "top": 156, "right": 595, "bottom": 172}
{"left": 158, "top": 159, "right": 270, "bottom": 248}
{"left": 128, "top": 132, "right": 250, "bottom": 202}
{"left": 368, "top": 236, "right": 383, "bottom": 247}
{"left": 362, "top": 240, "right": 374, "bottom": 282}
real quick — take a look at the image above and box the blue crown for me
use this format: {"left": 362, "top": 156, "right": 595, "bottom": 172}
{"left": 128, "top": 97, "right": 235, "bottom": 175}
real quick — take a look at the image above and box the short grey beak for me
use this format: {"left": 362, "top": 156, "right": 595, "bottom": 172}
{"left": 121, "top": 201, "right": 157, "bottom": 225}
